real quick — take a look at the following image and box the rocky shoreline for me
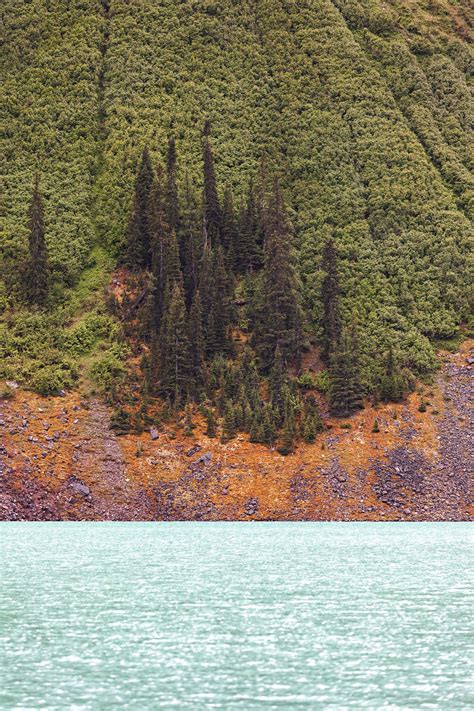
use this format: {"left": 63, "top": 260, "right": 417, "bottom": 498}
{"left": 1, "top": 345, "right": 472, "bottom": 522}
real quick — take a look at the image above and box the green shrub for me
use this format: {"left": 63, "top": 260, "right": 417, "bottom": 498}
{"left": 31, "top": 364, "right": 76, "bottom": 396}
{"left": 88, "top": 351, "right": 126, "bottom": 392}
{"left": 0, "top": 385, "right": 15, "bottom": 400}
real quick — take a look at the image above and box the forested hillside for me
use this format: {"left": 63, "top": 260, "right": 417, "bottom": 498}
{"left": 1, "top": 0, "right": 472, "bottom": 449}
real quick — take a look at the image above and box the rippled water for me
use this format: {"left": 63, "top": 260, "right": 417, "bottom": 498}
{"left": 1, "top": 523, "right": 473, "bottom": 709}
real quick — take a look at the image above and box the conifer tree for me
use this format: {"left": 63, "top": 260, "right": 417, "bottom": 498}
{"left": 221, "top": 187, "right": 238, "bottom": 258}
{"left": 255, "top": 179, "right": 303, "bottom": 370}
{"left": 233, "top": 403, "right": 244, "bottom": 430}
{"left": 249, "top": 412, "right": 265, "bottom": 444}
{"left": 150, "top": 168, "right": 182, "bottom": 330}
{"left": 149, "top": 167, "right": 170, "bottom": 329}
{"left": 239, "top": 347, "right": 260, "bottom": 400}
{"left": 302, "top": 396, "right": 322, "bottom": 443}
{"left": 25, "top": 177, "right": 49, "bottom": 306}
{"left": 165, "top": 137, "right": 179, "bottom": 234}
{"left": 235, "top": 179, "right": 262, "bottom": 272}
{"left": 199, "top": 246, "right": 232, "bottom": 358}
{"left": 262, "top": 403, "right": 277, "bottom": 444}
{"left": 268, "top": 345, "right": 286, "bottom": 421}
{"left": 159, "top": 282, "right": 191, "bottom": 402}
{"left": 202, "top": 121, "right": 221, "bottom": 248}
{"left": 221, "top": 402, "right": 236, "bottom": 441}
{"left": 188, "top": 289, "right": 205, "bottom": 392}
{"left": 198, "top": 244, "right": 213, "bottom": 328}
{"left": 181, "top": 172, "right": 201, "bottom": 305}
{"left": 125, "top": 147, "right": 154, "bottom": 268}
{"left": 380, "top": 347, "right": 406, "bottom": 402}
{"left": 204, "top": 406, "right": 217, "bottom": 438}
{"left": 213, "top": 246, "right": 233, "bottom": 346}
{"left": 243, "top": 402, "right": 254, "bottom": 431}
{"left": 256, "top": 157, "right": 269, "bottom": 249}
{"left": 277, "top": 405, "right": 296, "bottom": 455}
{"left": 321, "top": 239, "right": 342, "bottom": 362}
{"left": 329, "top": 324, "right": 364, "bottom": 417}
{"left": 183, "top": 402, "right": 195, "bottom": 437}
{"left": 165, "top": 230, "right": 182, "bottom": 291}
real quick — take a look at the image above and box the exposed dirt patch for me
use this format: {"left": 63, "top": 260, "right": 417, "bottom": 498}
{"left": 1, "top": 343, "right": 472, "bottom": 521}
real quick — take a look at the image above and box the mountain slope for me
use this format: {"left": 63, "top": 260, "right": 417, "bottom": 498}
{"left": 1, "top": 0, "right": 472, "bottom": 422}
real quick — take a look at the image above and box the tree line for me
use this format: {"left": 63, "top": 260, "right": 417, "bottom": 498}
{"left": 22, "top": 123, "right": 410, "bottom": 452}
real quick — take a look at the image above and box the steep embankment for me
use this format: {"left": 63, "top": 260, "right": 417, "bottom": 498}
{"left": 1, "top": 342, "right": 471, "bottom": 521}
{"left": 1, "top": 1, "right": 472, "bottom": 520}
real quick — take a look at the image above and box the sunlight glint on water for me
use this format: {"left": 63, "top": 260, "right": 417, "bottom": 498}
{"left": 1, "top": 522, "right": 473, "bottom": 709}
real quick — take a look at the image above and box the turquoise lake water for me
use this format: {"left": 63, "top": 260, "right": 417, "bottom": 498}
{"left": 1, "top": 523, "right": 473, "bottom": 709}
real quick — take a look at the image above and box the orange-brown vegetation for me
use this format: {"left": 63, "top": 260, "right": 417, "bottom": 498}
{"left": 1, "top": 342, "right": 472, "bottom": 521}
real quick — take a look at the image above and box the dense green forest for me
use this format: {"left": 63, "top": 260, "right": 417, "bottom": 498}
{"left": 1, "top": 0, "right": 472, "bottom": 447}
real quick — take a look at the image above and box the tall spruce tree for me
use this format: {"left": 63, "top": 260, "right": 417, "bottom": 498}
{"left": 380, "top": 346, "right": 407, "bottom": 402}
{"left": 255, "top": 179, "right": 303, "bottom": 370}
{"left": 150, "top": 164, "right": 183, "bottom": 332}
{"left": 302, "top": 396, "right": 322, "bottom": 443}
{"left": 268, "top": 345, "right": 286, "bottom": 422}
{"left": 165, "top": 137, "right": 179, "bottom": 234}
{"left": 321, "top": 239, "right": 342, "bottom": 362}
{"left": 202, "top": 122, "right": 221, "bottom": 248}
{"left": 125, "top": 147, "right": 154, "bottom": 268}
{"left": 159, "top": 282, "right": 191, "bottom": 402}
{"left": 209, "top": 246, "right": 232, "bottom": 355}
{"left": 329, "top": 323, "right": 364, "bottom": 417}
{"left": 188, "top": 288, "right": 205, "bottom": 393}
{"left": 277, "top": 401, "right": 296, "bottom": 455}
{"left": 239, "top": 179, "right": 263, "bottom": 272}
{"left": 149, "top": 166, "right": 170, "bottom": 329}
{"left": 181, "top": 172, "right": 202, "bottom": 306}
{"left": 25, "top": 177, "right": 49, "bottom": 306}
{"left": 221, "top": 187, "right": 238, "bottom": 260}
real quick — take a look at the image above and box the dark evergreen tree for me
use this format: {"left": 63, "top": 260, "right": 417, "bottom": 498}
{"left": 199, "top": 246, "right": 232, "bottom": 358}
{"left": 110, "top": 407, "right": 131, "bottom": 435}
{"left": 159, "top": 282, "right": 191, "bottom": 402}
{"left": 165, "top": 137, "right": 179, "bottom": 234}
{"left": 202, "top": 122, "right": 221, "bottom": 248}
{"left": 256, "top": 156, "right": 269, "bottom": 249}
{"left": 321, "top": 239, "right": 342, "bottom": 362}
{"left": 277, "top": 405, "right": 296, "bottom": 455}
{"left": 181, "top": 172, "right": 201, "bottom": 306}
{"left": 221, "top": 187, "right": 238, "bottom": 257}
{"left": 268, "top": 345, "right": 286, "bottom": 421}
{"left": 329, "top": 324, "right": 364, "bottom": 417}
{"left": 125, "top": 147, "right": 154, "bottom": 268}
{"left": 255, "top": 179, "right": 303, "bottom": 370}
{"left": 210, "top": 247, "right": 233, "bottom": 354}
{"left": 25, "top": 177, "right": 49, "bottom": 306}
{"left": 183, "top": 402, "right": 195, "bottom": 437}
{"left": 165, "top": 230, "right": 182, "bottom": 290}
{"left": 380, "top": 347, "right": 407, "bottom": 402}
{"left": 302, "top": 396, "right": 322, "bottom": 443}
{"left": 221, "top": 402, "right": 236, "bottom": 441}
{"left": 149, "top": 167, "right": 169, "bottom": 329}
{"left": 239, "top": 348, "right": 261, "bottom": 408}
{"left": 233, "top": 402, "right": 244, "bottom": 430}
{"left": 249, "top": 412, "right": 265, "bottom": 443}
{"left": 234, "top": 179, "right": 262, "bottom": 272}
{"left": 204, "top": 406, "right": 217, "bottom": 438}
{"left": 262, "top": 403, "right": 277, "bottom": 444}
{"left": 188, "top": 289, "right": 205, "bottom": 393}
{"left": 242, "top": 401, "right": 254, "bottom": 431}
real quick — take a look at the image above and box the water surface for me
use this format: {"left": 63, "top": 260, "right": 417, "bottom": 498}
{"left": 1, "top": 523, "right": 473, "bottom": 709}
